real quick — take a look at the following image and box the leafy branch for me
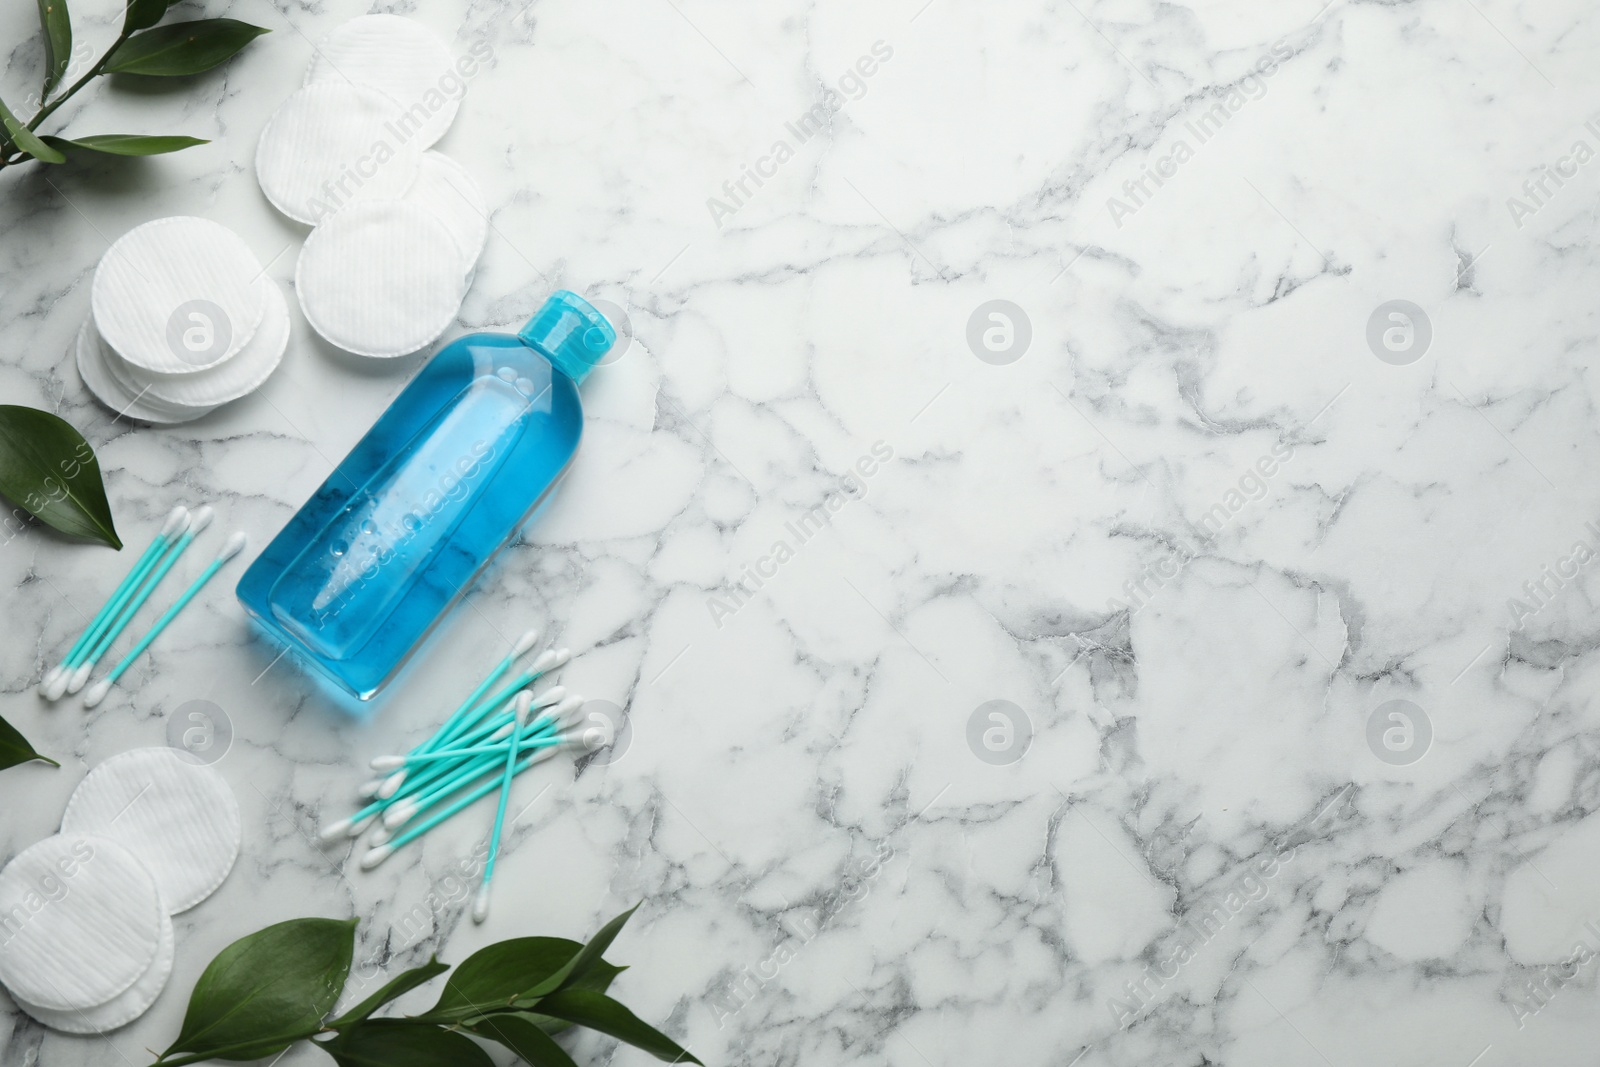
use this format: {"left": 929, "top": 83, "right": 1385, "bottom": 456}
{"left": 0, "top": 0, "right": 266, "bottom": 172}
{"left": 147, "top": 906, "right": 704, "bottom": 1067}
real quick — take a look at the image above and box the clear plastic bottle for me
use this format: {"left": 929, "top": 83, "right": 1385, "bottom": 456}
{"left": 237, "top": 291, "right": 615, "bottom": 700}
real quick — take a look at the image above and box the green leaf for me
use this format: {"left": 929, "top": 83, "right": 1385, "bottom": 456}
{"left": 42, "top": 133, "right": 208, "bottom": 156}
{"left": 0, "top": 713, "right": 58, "bottom": 773}
{"left": 0, "top": 95, "right": 64, "bottom": 163}
{"left": 326, "top": 957, "right": 450, "bottom": 1028}
{"left": 122, "top": 0, "right": 168, "bottom": 33}
{"left": 104, "top": 19, "right": 268, "bottom": 77}
{"left": 161, "top": 917, "right": 356, "bottom": 1063}
{"left": 321, "top": 1021, "right": 495, "bottom": 1067}
{"left": 524, "top": 904, "right": 640, "bottom": 999}
{"left": 36, "top": 0, "right": 72, "bottom": 98}
{"left": 0, "top": 406, "right": 118, "bottom": 547}
{"left": 424, "top": 937, "right": 586, "bottom": 1021}
{"left": 465, "top": 1014, "right": 579, "bottom": 1067}
{"left": 528, "top": 961, "right": 625, "bottom": 1033}
{"left": 534, "top": 990, "right": 701, "bottom": 1064}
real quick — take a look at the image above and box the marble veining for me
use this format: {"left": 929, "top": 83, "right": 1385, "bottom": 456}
{"left": 4, "top": 0, "right": 1600, "bottom": 1064}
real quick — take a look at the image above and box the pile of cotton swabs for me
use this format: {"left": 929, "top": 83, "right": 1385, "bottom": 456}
{"left": 39, "top": 505, "right": 247, "bottom": 709}
{"left": 321, "top": 631, "right": 593, "bottom": 921}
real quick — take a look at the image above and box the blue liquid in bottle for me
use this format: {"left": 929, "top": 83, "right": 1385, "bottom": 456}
{"left": 236, "top": 291, "right": 615, "bottom": 700}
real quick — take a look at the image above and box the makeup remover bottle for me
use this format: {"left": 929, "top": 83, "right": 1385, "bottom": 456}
{"left": 237, "top": 291, "right": 615, "bottom": 700}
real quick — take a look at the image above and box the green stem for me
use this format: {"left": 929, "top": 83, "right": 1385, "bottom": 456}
{"left": 0, "top": 24, "right": 131, "bottom": 168}
{"left": 148, "top": 1029, "right": 326, "bottom": 1067}
{"left": 28, "top": 28, "right": 129, "bottom": 133}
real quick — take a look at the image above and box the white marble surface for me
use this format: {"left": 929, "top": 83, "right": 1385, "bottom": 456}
{"left": 4, "top": 0, "right": 1600, "bottom": 1063}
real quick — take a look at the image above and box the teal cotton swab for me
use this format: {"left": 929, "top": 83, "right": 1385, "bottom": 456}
{"left": 82, "top": 533, "right": 248, "bottom": 709}
{"left": 362, "top": 738, "right": 586, "bottom": 870}
{"left": 379, "top": 685, "right": 567, "bottom": 769}
{"left": 67, "top": 505, "right": 214, "bottom": 694}
{"left": 375, "top": 648, "right": 570, "bottom": 798}
{"left": 378, "top": 696, "right": 586, "bottom": 831}
{"left": 39, "top": 506, "right": 188, "bottom": 699}
{"left": 410, "top": 629, "right": 539, "bottom": 754}
{"left": 317, "top": 678, "right": 566, "bottom": 842}
{"left": 473, "top": 691, "right": 534, "bottom": 922}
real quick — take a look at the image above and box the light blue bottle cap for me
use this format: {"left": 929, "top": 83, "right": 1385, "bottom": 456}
{"left": 517, "top": 291, "right": 616, "bottom": 385}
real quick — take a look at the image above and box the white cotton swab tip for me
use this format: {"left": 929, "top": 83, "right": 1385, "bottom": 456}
{"left": 550, "top": 694, "right": 587, "bottom": 728}
{"left": 82, "top": 680, "right": 111, "bottom": 709}
{"left": 45, "top": 669, "right": 72, "bottom": 701}
{"left": 378, "top": 769, "right": 406, "bottom": 798}
{"left": 188, "top": 505, "right": 215, "bottom": 535}
{"left": 66, "top": 662, "right": 92, "bottom": 695}
{"left": 38, "top": 666, "right": 63, "bottom": 698}
{"left": 216, "top": 531, "right": 248, "bottom": 562}
{"left": 382, "top": 798, "right": 417, "bottom": 829}
{"left": 527, "top": 647, "right": 571, "bottom": 675}
{"left": 318, "top": 816, "right": 352, "bottom": 842}
{"left": 369, "top": 755, "right": 405, "bottom": 771}
{"left": 346, "top": 812, "right": 378, "bottom": 837}
{"left": 357, "top": 778, "right": 383, "bottom": 798}
{"left": 160, "top": 505, "right": 190, "bottom": 537}
{"left": 533, "top": 685, "right": 566, "bottom": 709}
{"left": 368, "top": 825, "right": 392, "bottom": 847}
{"left": 361, "top": 845, "right": 393, "bottom": 870}
{"left": 512, "top": 629, "right": 541, "bottom": 657}
{"left": 472, "top": 882, "right": 492, "bottom": 923}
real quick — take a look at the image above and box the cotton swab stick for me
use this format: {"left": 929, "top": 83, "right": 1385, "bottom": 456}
{"left": 318, "top": 690, "right": 551, "bottom": 841}
{"left": 43, "top": 508, "right": 193, "bottom": 700}
{"left": 324, "top": 745, "right": 507, "bottom": 841}
{"left": 414, "top": 629, "right": 539, "bottom": 752}
{"left": 362, "top": 740, "right": 586, "bottom": 870}
{"left": 82, "top": 533, "right": 248, "bottom": 709}
{"left": 318, "top": 640, "right": 572, "bottom": 844}
{"left": 473, "top": 692, "right": 534, "bottom": 923}
{"left": 39, "top": 506, "right": 188, "bottom": 698}
{"left": 379, "top": 696, "right": 587, "bottom": 831}
{"left": 67, "top": 505, "right": 213, "bottom": 694}
{"left": 375, "top": 648, "right": 569, "bottom": 798}
{"left": 432, "top": 648, "right": 570, "bottom": 752}
{"left": 371, "top": 687, "right": 567, "bottom": 768}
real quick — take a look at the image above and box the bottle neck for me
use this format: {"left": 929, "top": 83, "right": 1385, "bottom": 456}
{"left": 516, "top": 292, "right": 616, "bottom": 385}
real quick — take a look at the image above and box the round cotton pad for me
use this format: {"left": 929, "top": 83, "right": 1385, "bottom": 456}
{"left": 76, "top": 318, "right": 215, "bottom": 425}
{"left": 62, "top": 748, "right": 241, "bottom": 915}
{"left": 0, "top": 834, "right": 164, "bottom": 1012}
{"left": 305, "top": 15, "right": 462, "bottom": 149}
{"left": 296, "top": 200, "right": 467, "bottom": 357}
{"left": 91, "top": 217, "right": 265, "bottom": 374}
{"left": 406, "top": 152, "right": 487, "bottom": 275}
{"left": 140, "top": 276, "right": 290, "bottom": 407}
{"left": 256, "top": 82, "right": 422, "bottom": 225}
{"left": 11, "top": 907, "right": 174, "bottom": 1033}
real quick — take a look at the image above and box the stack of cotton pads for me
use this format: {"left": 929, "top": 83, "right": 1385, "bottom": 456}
{"left": 75, "top": 217, "right": 289, "bottom": 425}
{"left": 255, "top": 15, "right": 488, "bottom": 358}
{"left": 0, "top": 749, "right": 241, "bottom": 1033}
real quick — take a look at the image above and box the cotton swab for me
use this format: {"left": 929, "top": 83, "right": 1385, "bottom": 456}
{"left": 39, "top": 506, "right": 189, "bottom": 698}
{"left": 379, "top": 696, "right": 586, "bottom": 831}
{"left": 318, "top": 678, "right": 567, "bottom": 842}
{"left": 362, "top": 740, "right": 586, "bottom": 870}
{"left": 82, "top": 533, "right": 248, "bottom": 709}
{"left": 430, "top": 648, "right": 570, "bottom": 752}
{"left": 318, "top": 637, "right": 583, "bottom": 848}
{"left": 370, "top": 687, "right": 567, "bottom": 769}
{"left": 473, "top": 692, "right": 533, "bottom": 922}
{"left": 375, "top": 648, "right": 569, "bottom": 798}
{"left": 417, "top": 629, "right": 538, "bottom": 752}
{"left": 67, "top": 505, "right": 214, "bottom": 694}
